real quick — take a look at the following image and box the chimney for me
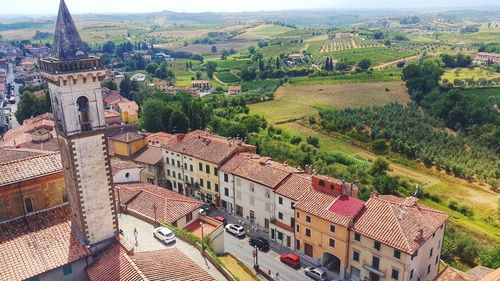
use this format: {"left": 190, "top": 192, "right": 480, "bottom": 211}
{"left": 371, "top": 191, "right": 379, "bottom": 198}
{"left": 414, "top": 228, "right": 424, "bottom": 241}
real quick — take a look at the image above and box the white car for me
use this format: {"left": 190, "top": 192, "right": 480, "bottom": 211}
{"left": 225, "top": 223, "right": 246, "bottom": 237}
{"left": 153, "top": 227, "right": 176, "bottom": 244}
{"left": 304, "top": 266, "right": 328, "bottom": 281}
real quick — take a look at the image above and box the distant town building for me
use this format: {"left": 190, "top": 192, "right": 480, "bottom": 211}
{"left": 474, "top": 52, "right": 500, "bottom": 64}
{"left": 227, "top": 85, "right": 242, "bottom": 96}
{"left": 191, "top": 80, "right": 210, "bottom": 91}
{"left": 335, "top": 32, "right": 356, "bottom": 39}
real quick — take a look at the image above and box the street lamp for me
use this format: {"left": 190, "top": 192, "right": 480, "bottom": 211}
{"left": 200, "top": 221, "right": 205, "bottom": 256}
{"left": 253, "top": 245, "right": 259, "bottom": 269}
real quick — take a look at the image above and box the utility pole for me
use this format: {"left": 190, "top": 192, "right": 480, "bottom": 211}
{"left": 200, "top": 222, "right": 205, "bottom": 256}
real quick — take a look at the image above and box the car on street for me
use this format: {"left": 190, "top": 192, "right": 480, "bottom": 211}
{"left": 279, "top": 253, "right": 301, "bottom": 268}
{"left": 225, "top": 223, "right": 246, "bottom": 238}
{"left": 212, "top": 215, "right": 227, "bottom": 226}
{"left": 153, "top": 226, "right": 176, "bottom": 244}
{"left": 249, "top": 237, "right": 270, "bottom": 251}
{"left": 199, "top": 203, "right": 213, "bottom": 216}
{"left": 304, "top": 266, "right": 328, "bottom": 281}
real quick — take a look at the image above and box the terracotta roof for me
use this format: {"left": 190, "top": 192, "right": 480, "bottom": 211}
{"left": 435, "top": 266, "right": 477, "bottom": 281}
{"left": 0, "top": 148, "right": 44, "bottom": 164}
{"left": 294, "top": 191, "right": 362, "bottom": 226}
{"left": 0, "top": 205, "right": 91, "bottom": 281}
{"left": 115, "top": 183, "right": 203, "bottom": 224}
{"left": 103, "top": 92, "right": 126, "bottom": 105}
{"left": 467, "top": 266, "right": 495, "bottom": 280}
{"left": 229, "top": 154, "right": 300, "bottom": 188}
{"left": 111, "top": 159, "right": 143, "bottom": 176}
{"left": 352, "top": 194, "right": 450, "bottom": 255}
{"left": 275, "top": 173, "right": 312, "bottom": 200}
{"left": 228, "top": 86, "right": 241, "bottom": 91}
{"left": 116, "top": 100, "right": 139, "bottom": 113}
{"left": 133, "top": 146, "right": 162, "bottom": 165}
{"left": 105, "top": 109, "right": 121, "bottom": 118}
{"left": 87, "top": 241, "right": 216, "bottom": 281}
{"left": 110, "top": 132, "right": 145, "bottom": 143}
{"left": 0, "top": 152, "right": 62, "bottom": 186}
{"left": 86, "top": 242, "right": 145, "bottom": 281}
{"left": 162, "top": 130, "right": 255, "bottom": 165}
{"left": 146, "top": 132, "right": 175, "bottom": 147}
{"left": 1, "top": 113, "right": 55, "bottom": 149}
{"left": 479, "top": 267, "right": 500, "bottom": 281}
{"left": 17, "top": 138, "right": 60, "bottom": 152}
{"left": 191, "top": 80, "right": 209, "bottom": 84}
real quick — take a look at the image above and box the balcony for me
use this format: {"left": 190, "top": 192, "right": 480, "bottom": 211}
{"left": 362, "top": 264, "right": 385, "bottom": 277}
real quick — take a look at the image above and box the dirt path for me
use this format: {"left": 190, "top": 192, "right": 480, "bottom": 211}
{"left": 374, "top": 55, "right": 420, "bottom": 70}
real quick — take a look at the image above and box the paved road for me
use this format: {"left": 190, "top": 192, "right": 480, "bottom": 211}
{"left": 4, "top": 63, "right": 20, "bottom": 128}
{"left": 210, "top": 207, "right": 310, "bottom": 281}
{"left": 224, "top": 232, "right": 309, "bottom": 281}
{"left": 119, "top": 214, "right": 228, "bottom": 281}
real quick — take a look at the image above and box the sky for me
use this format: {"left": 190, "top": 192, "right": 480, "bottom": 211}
{"left": 0, "top": 0, "right": 498, "bottom": 15}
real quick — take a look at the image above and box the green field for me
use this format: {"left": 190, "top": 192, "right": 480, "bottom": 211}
{"left": 259, "top": 42, "right": 306, "bottom": 58}
{"left": 328, "top": 46, "right": 415, "bottom": 65}
{"left": 441, "top": 67, "right": 500, "bottom": 84}
{"left": 210, "top": 58, "right": 252, "bottom": 71}
{"left": 171, "top": 59, "right": 202, "bottom": 82}
{"left": 249, "top": 80, "right": 409, "bottom": 124}
{"left": 215, "top": 71, "right": 241, "bottom": 83}
{"left": 289, "top": 68, "right": 403, "bottom": 85}
{"left": 236, "top": 24, "right": 295, "bottom": 40}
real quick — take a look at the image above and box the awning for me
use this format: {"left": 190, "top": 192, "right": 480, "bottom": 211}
{"left": 363, "top": 265, "right": 385, "bottom": 277}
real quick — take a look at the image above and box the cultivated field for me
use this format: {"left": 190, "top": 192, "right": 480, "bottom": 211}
{"left": 441, "top": 67, "right": 500, "bottom": 83}
{"left": 164, "top": 39, "right": 259, "bottom": 54}
{"left": 235, "top": 24, "right": 295, "bottom": 40}
{"left": 320, "top": 37, "right": 383, "bottom": 52}
{"left": 249, "top": 81, "right": 409, "bottom": 124}
{"left": 328, "top": 47, "right": 415, "bottom": 65}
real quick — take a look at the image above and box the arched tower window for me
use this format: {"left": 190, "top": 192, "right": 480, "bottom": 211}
{"left": 24, "top": 197, "right": 34, "bottom": 214}
{"left": 77, "top": 96, "right": 91, "bottom": 132}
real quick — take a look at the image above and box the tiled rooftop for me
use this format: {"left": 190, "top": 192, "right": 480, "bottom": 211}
{"left": 294, "top": 190, "right": 360, "bottom": 227}
{"left": 352, "top": 194, "right": 450, "bottom": 254}
{"left": 115, "top": 183, "right": 203, "bottom": 224}
{"left": 132, "top": 146, "right": 162, "bottom": 165}
{"left": 87, "top": 241, "right": 216, "bottom": 281}
{"left": 0, "top": 148, "right": 44, "bottom": 164}
{"left": 162, "top": 130, "right": 255, "bottom": 164}
{"left": 0, "top": 205, "right": 91, "bottom": 281}
{"left": 275, "top": 173, "right": 312, "bottom": 200}
{"left": 111, "top": 159, "right": 143, "bottom": 176}
{"left": 110, "top": 132, "right": 145, "bottom": 143}
{"left": 226, "top": 154, "right": 301, "bottom": 188}
{"left": 0, "top": 152, "right": 62, "bottom": 186}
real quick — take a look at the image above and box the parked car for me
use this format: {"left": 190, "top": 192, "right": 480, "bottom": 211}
{"left": 279, "top": 253, "right": 301, "bottom": 268}
{"left": 225, "top": 223, "right": 246, "bottom": 238}
{"left": 304, "top": 266, "right": 328, "bottom": 281}
{"left": 199, "top": 203, "right": 213, "bottom": 216}
{"left": 212, "top": 215, "right": 227, "bottom": 226}
{"left": 249, "top": 237, "right": 270, "bottom": 251}
{"left": 153, "top": 227, "right": 176, "bottom": 244}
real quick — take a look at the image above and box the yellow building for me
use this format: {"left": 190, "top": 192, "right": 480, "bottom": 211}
{"left": 110, "top": 132, "right": 147, "bottom": 157}
{"left": 161, "top": 130, "right": 255, "bottom": 205}
{"left": 294, "top": 186, "right": 365, "bottom": 279}
{"left": 347, "top": 193, "right": 449, "bottom": 281}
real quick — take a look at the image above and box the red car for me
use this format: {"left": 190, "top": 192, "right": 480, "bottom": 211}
{"left": 279, "top": 253, "right": 300, "bottom": 268}
{"left": 212, "top": 216, "right": 227, "bottom": 226}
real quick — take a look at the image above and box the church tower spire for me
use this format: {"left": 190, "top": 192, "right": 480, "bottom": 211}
{"left": 39, "top": 1, "right": 118, "bottom": 251}
{"left": 52, "top": 0, "right": 88, "bottom": 60}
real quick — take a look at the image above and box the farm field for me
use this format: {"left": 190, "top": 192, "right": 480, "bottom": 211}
{"left": 210, "top": 58, "right": 252, "bottom": 71}
{"left": 215, "top": 71, "right": 240, "bottom": 83}
{"left": 235, "top": 24, "right": 295, "bottom": 40}
{"left": 164, "top": 39, "right": 259, "bottom": 54}
{"left": 249, "top": 81, "right": 409, "bottom": 124}
{"left": 259, "top": 42, "right": 306, "bottom": 58}
{"left": 329, "top": 46, "right": 416, "bottom": 65}
{"left": 441, "top": 67, "right": 500, "bottom": 83}
{"left": 170, "top": 58, "right": 202, "bottom": 82}
{"left": 320, "top": 37, "right": 383, "bottom": 52}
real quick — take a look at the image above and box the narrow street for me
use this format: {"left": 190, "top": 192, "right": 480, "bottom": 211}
{"left": 4, "top": 62, "right": 20, "bottom": 128}
{"left": 212, "top": 208, "right": 311, "bottom": 281}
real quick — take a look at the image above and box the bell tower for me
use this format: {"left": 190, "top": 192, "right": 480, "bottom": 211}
{"left": 39, "top": 0, "right": 118, "bottom": 249}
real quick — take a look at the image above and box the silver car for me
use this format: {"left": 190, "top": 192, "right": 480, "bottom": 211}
{"left": 304, "top": 266, "right": 328, "bottom": 281}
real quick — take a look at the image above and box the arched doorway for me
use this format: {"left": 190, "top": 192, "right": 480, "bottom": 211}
{"left": 322, "top": 252, "right": 341, "bottom": 274}
{"left": 166, "top": 180, "right": 173, "bottom": 190}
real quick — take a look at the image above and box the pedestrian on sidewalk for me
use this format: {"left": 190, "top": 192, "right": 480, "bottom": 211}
{"left": 134, "top": 228, "right": 139, "bottom": 247}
